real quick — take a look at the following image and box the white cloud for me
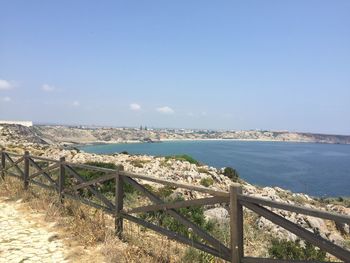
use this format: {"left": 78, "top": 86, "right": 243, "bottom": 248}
{"left": 41, "top": 84, "right": 55, "bottom": 92}
{"left": 130, "top": 103, "right": 141, "bottom": 111}
{"left": 0, "top": 79, "right": 14, "bottom": 90}
{"left": 72, "top": 100, "right": 80, "bottom": 107}
{"left": 1, "top": 96, "right": 11, "bottom": 102}
{"left": 156, "top": 106, "right": 174, "bottom": 114}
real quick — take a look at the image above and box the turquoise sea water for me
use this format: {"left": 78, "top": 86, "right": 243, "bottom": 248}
{"left": 79, "top": 140, "right": 350, "bottom": 197}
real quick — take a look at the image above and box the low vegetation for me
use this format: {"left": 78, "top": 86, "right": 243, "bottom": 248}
{"left": 199, "top": 177, "right": 214, "bottom": 187}
{"left": 183, "top": 247, "right": 217, "bottom": 262}
{"left": 72, "top": 162, "right": 121, "bottom": 196}
{"left": 165, "top": 154, "right": 201, "bottom": 166}
{"left": 318, "top": 197, "right": 350, "bottom": 208}
{"left": 129, "top": 159, "right": 151, "bottom": 168}
{"left": 72, "top": 162, "right": 138, "bottom": 201}
{"left": 268, "top": 239, "right": 327, "bottom": 261}
{"left": 140, "top": 195, "right": 215, "bottom": 240}
{"left": 197, "top": 167, "right": 210, "bottom": 174}
{"left": 223, "top": 167, "right": 239, "bottom": 182}
{"left": 156, "top": 185, "right": 177, "bottom": 198}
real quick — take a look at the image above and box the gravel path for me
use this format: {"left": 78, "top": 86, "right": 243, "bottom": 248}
{"left": 0, "top": 199, "right": 68, "bottom": 263}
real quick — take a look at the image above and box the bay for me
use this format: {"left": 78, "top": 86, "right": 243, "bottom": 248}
{"left": 78, "top": 140, "right": 350, "bottom": 197}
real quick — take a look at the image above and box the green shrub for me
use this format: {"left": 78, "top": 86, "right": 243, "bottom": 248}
{"left": 159, "top": 159, "right": 171, "bottom": 168}
{"left": 143, "top": 184, "right": 155, "bottom": 192}
{"left": 35, "top": 161, "right": 49, "bottom": 168}
{"left": 165, "top": 154, "right": 201, "bottom": 165}
{"left": 140, "top": 196, "right": 214, "bottom": 239}
{"left": 200, "top": 177, "right": 214, "bottom": 187}
{"left": 318, "top": 197, "right": 350, "bottom": 207}
{"left": 142, "top": 184, "right": 175, "bottom": 199}
{"left": 130, "top": 159, "right": 150, "bottom": 168}
{"left": 72, "top": 147, "right": 81, "bottom": 153}
{"left": 120, "top": 151, "right": 129, "bottom": 155}
{"left": 223, "top": 167, "right": 239, "bottom": 182}
{"left": 268, "top": 239, "right": 326, "bottom": 261}
{"left": 156, "top": 185, "right": 177, "bottom": 198}
{"left": 73, "top": 162, "right": 135, "bottom": 197}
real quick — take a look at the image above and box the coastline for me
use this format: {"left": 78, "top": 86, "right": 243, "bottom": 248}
{"left": 74, "top": 137, "right": 340, "bottom": 147}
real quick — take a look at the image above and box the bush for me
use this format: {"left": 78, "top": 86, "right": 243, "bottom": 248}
{"left": 130, "top": 159, "right": 150, "bottom": 168}
{"left": 223, "top": 167, "right": 239, "bottom": 182}
{"left": 130, "top": 160, "right": 144, "bottom": 168}
{"left": 268, "top": 239, "right": 326, "bottom": 261}
{"left": 73, "top": 162, "right": 135, "bottom": 197}
{"left": 165, "top": 154, "right": 201, "bottom": 165}
{"left": 159, "top": 158, "right": 171, "bottom": 168}
{"left": 200, "top": 177, "right": 214, "bottom": 187}
{"left": 140, "top": 196, "right": 214, "bottom": 239}
{"left": 157, "top": 185, "right": 177, "bottom": 198}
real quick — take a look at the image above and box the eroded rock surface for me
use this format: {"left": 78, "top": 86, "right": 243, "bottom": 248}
{"left": 0, "top": 198, "right": 67, "bottom": 263}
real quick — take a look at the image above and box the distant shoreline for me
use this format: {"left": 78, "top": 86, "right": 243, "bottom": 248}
{"left": 73, "top": 137, "right": 349, "bottom": 148}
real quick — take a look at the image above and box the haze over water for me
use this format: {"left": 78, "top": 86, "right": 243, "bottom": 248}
{"left": 79, "top": 140, "right": 350, "bottom": 198}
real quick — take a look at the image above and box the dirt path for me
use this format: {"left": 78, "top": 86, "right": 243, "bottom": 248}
{"left": 0, "top": 198, "right": 67, "bottom": 263}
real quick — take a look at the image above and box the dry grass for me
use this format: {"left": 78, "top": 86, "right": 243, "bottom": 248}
{"left": 0, "top": 176, "right": 211, "bottom": 262}
{"left": 243, "top": 211, "right": 273, "bottom": 258}
{"left": 0, "top": 174, "right": 283, "bottom": 262}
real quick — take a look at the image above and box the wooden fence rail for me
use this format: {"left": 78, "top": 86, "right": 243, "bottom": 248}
{"left": 0, "top": 149, "right": 349, "bottom": 263}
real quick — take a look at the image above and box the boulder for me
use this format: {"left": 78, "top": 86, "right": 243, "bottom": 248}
{"left": 306, "top": 216, "right": 329, "bottom": 235}
{"left": 204, "top": 208, "right": 229, "bottom": 224}
{"left": 336, "top": 222, "right": 350, "bottom": 235}
{"left": 329, "top": 232, "right": 345, "bottom": 246}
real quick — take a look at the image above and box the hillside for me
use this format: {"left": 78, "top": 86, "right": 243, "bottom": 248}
{"left": 1, "top": 124, "right": 349, "bottom": 261}
{"left": 0, "top": 124, "right": 48, "bottom": 146}
{"left": 34, "top": 125, "right": 350, "bottom": 145}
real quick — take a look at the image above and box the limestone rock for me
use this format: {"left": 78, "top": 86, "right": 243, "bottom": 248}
{"left": 204, "top": 208, "right": 229, "bottom": 224}
{"left": 336, "top": 222, "right": 350, "bottom": 235}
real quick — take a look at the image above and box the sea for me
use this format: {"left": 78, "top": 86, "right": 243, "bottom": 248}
{"left": 78, "top": 140, "right": 350, "bottom": 197}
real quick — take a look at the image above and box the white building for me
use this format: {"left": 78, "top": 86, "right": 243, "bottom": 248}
{"left": 0, "top": 120, "right": 33, "bottom": 127}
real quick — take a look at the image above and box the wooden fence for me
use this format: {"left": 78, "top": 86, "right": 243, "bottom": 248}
{"left": 0, "top": 149, "right": 349, "bottom": 263}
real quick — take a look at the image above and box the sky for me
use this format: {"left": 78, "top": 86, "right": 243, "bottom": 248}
{"left": 1, "top": 1, "right": 349, "bottom": 134}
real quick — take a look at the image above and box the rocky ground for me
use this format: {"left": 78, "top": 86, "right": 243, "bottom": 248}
{"left": 1, "top": 123, "right": 350, "bottom": 259}
{"left": 0, "top": 197, "right": 67, "bottom": 263}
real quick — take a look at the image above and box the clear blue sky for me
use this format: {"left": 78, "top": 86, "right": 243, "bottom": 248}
{"left": 1, "top": 1, "right": 349, "bottom": 134}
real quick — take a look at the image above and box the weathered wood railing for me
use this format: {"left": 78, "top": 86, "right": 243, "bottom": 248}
{"left": 0, "top": 149, "right": 349, "bottom": 263}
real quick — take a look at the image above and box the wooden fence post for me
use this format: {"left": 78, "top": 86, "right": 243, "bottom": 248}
{"left": 1, "top": 148, "right": 5, "bottom": 179}
{"left": 115, "top": 166, "right": 124, "bottom": 239}
{"left": 59, "top": 157, "right": 65, "bottom": 203}
{"left": 230, "top": 184, "right": 243, "bottom": 263}
{"left": 23, "top": 151, "right": 30, "bottom": 190}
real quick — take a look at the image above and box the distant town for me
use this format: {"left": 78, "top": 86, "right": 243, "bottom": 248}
{"left": 1, "top": 121, "right": 350, "bottom": 146}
